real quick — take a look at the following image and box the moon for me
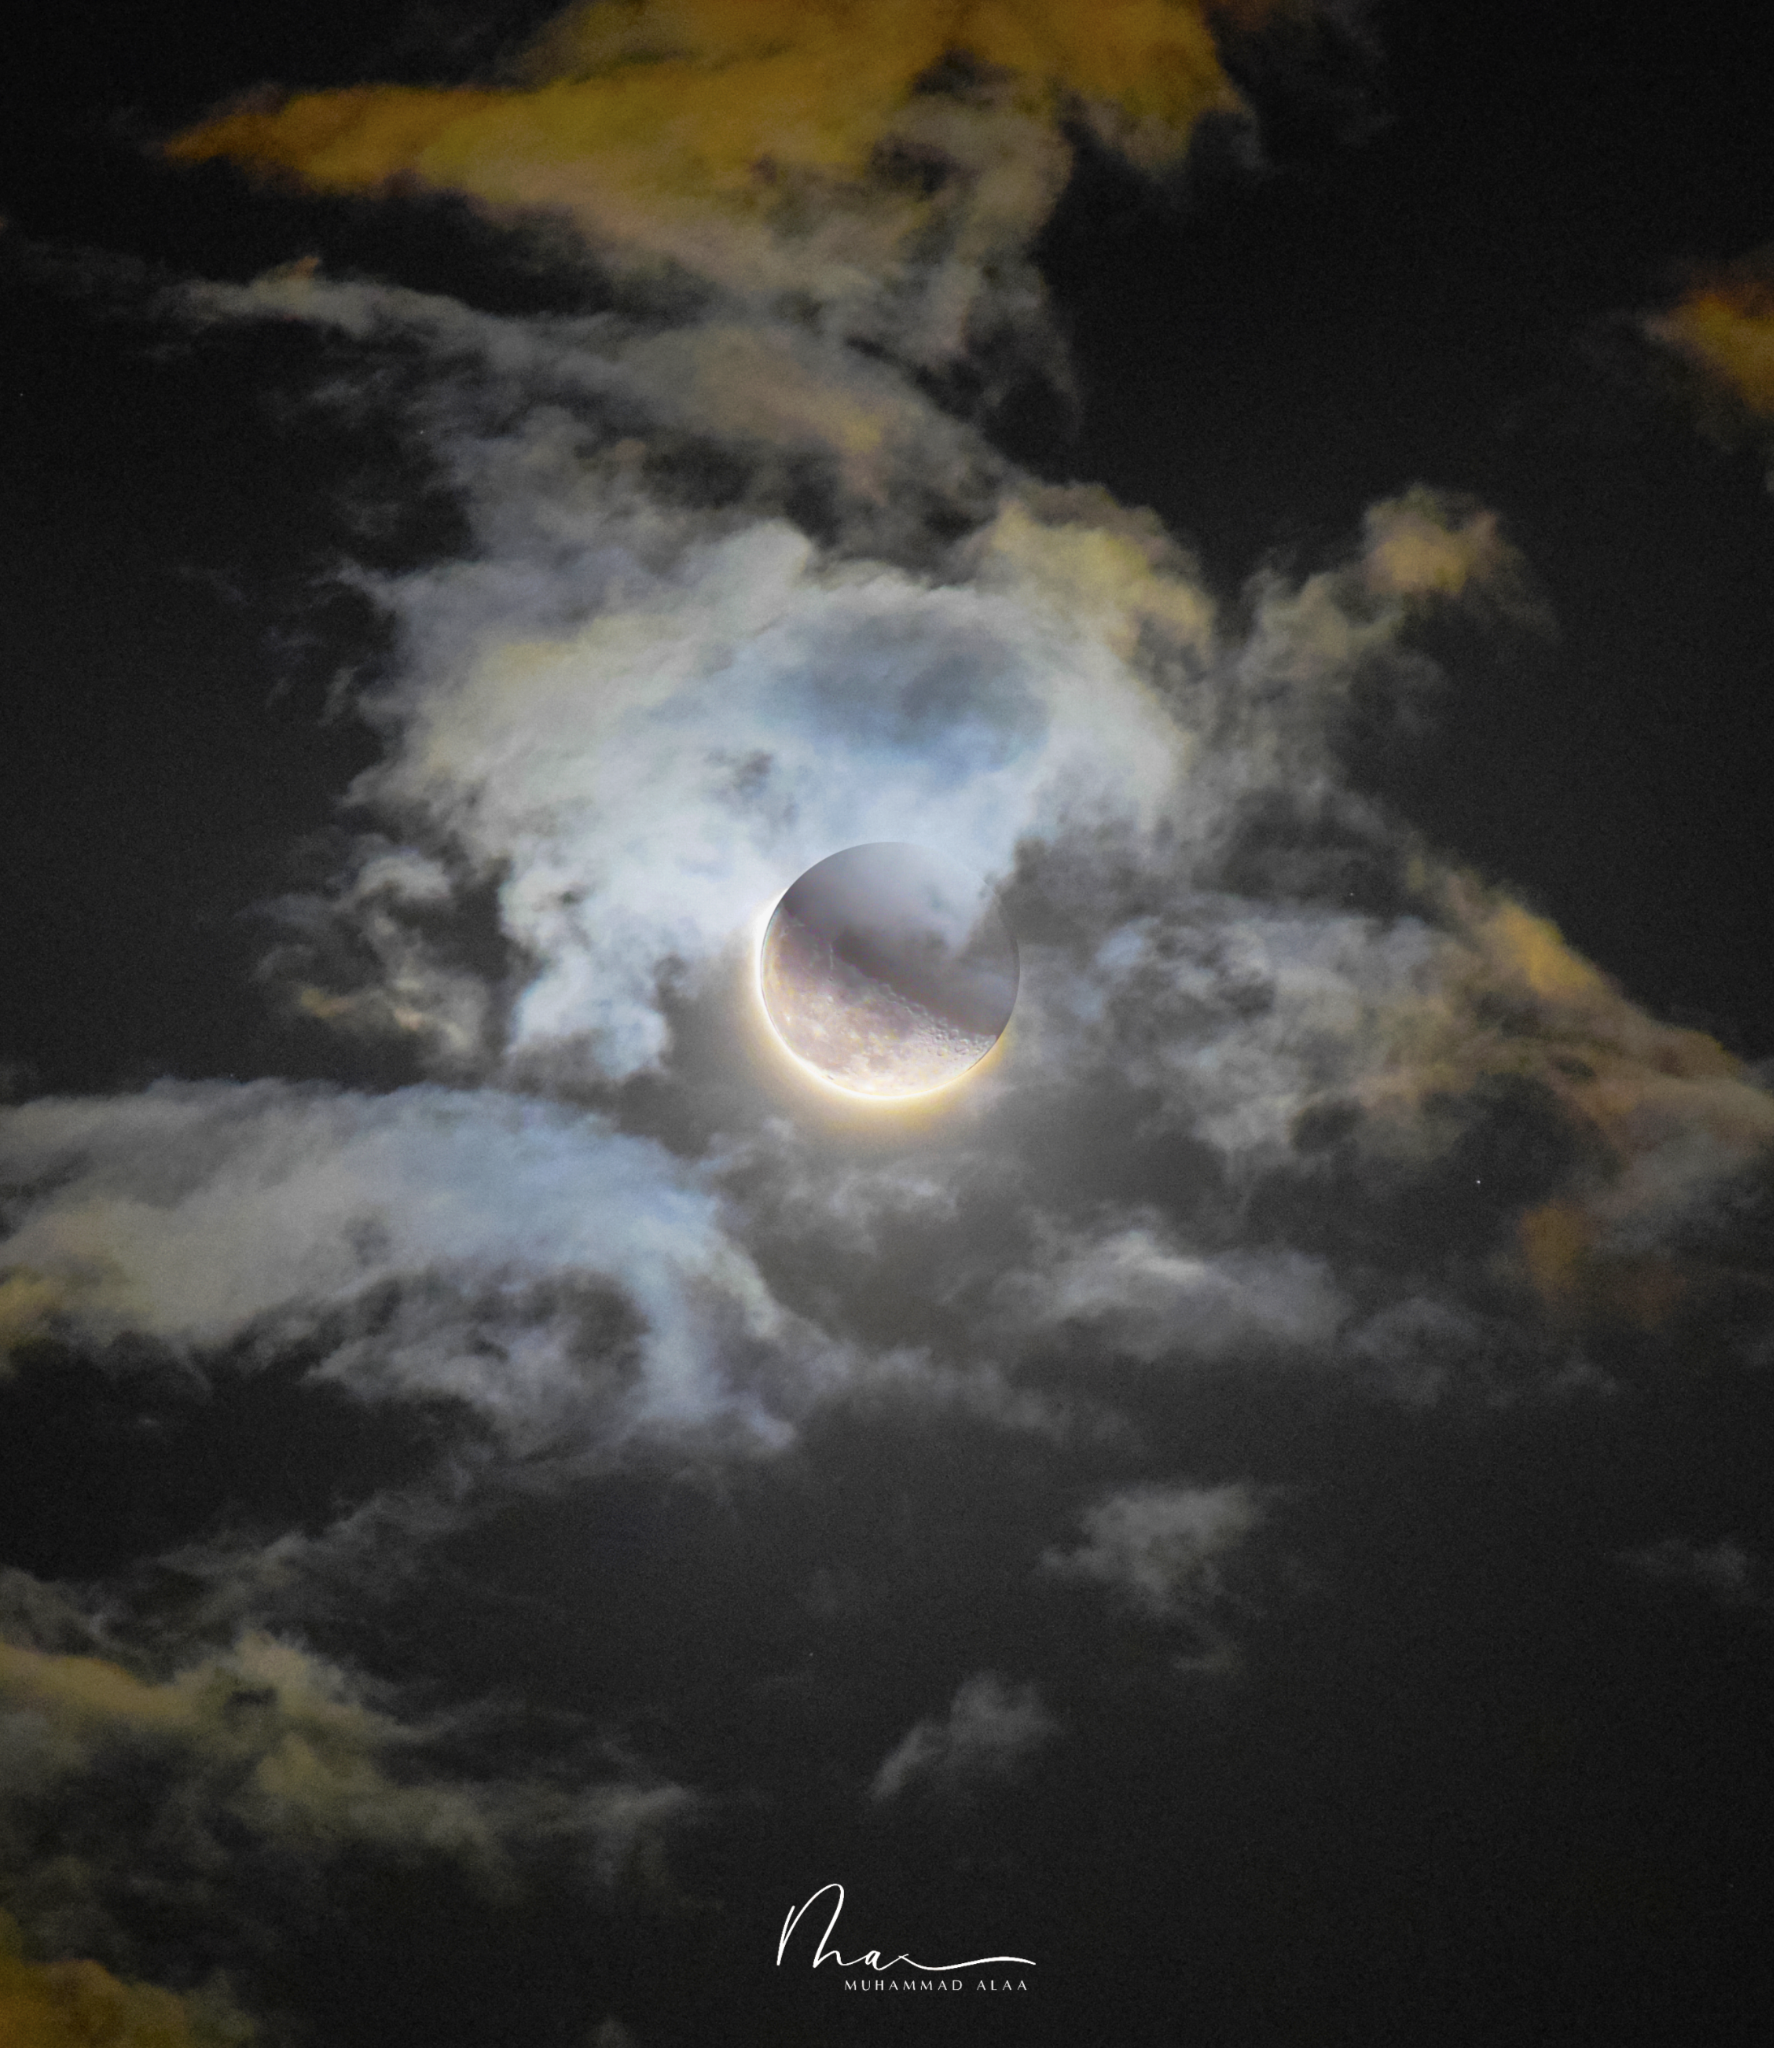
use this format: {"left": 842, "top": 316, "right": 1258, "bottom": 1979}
{"left": 758, "top": 843, "right": 1019, "bottom": 1099}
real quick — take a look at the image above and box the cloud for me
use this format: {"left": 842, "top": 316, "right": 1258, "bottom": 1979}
{"left": 0, "top": 1630, "right": 506, "bottom": 1864}
{"left": 996, "top": 1222, "right": 1344, "bottom": 1362}
{"left": 18, "top": 262, "right": 1770, "bottom": 1473}
{"left": 1635, "top": 247, "right": 1774, "bottom": 488}
{"left": 1342, "top": 1292, "right": 1562, "bottom": 1408}
{"left": 167, "top": 1, "right": 1275, "bottom": 371}
{"left": 1642, "top": 255, "right": 1774, "bottom": 421}
{"left": 8, "top": 8, "right": 1774, "bottom": 2034}
{"left": 351, "top": 512, "right": 1189, "bottom": 1083}
{"left": 589, "top": 2021, "right": 642, "bottom": 2048}
{"left": 0, "top": 1081, "right": 798, "bottom": 1448}
{"left": 177, "top": 261, "right": 1009, "bottom": 563}
{"left": 1623, "top": 1536, "right": 1771, "bottom": 1614}
{"left": 0, "top": 1911, "right": 254, "bottom": 2048}
{"left": 1041, "top": 1481, "right": 1267, "bottom": 1662}
{"left": 146, "top": 7, "right": 1774, "bottom": 1377}
{"left": 0, "top": 1609, "right": 693, "bottom": 1964}
{"left": 869, "top": 1670, "right": 1058, "bottom": 1801}
{"left": 164, "top": 259, "right": 1774, "bottom": 1365}
{"left": 1356, "top": 486, "right": 1552, "bottom": 626}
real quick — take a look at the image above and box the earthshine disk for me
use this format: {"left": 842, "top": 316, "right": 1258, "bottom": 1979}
{"left": 758, "top": 843, "right": 1018, "bottom": 1099}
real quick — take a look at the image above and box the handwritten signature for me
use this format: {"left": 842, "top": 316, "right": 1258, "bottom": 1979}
{"left": 776, "top": 1883, "right": 1036, "bottom": 1973}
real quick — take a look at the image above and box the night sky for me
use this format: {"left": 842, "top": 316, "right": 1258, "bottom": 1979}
{"left": 2, "top": 6, "right": 1773, "bottom": 2047}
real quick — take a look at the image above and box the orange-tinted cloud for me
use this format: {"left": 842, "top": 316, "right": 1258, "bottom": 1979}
{"left": 1371, "top": 882, "right": 1774, "bottom": 1327}
{"left": 0, "top": 1616, "right": 697, "bottom": 1944}
{"left": 1644, "top": 259, "right": 1774, "bottom": 419}
{"left": 0, "top": 1629, "right": 527, "bottom": 1865}
{"left": 0, "top": 1912, "right": 252, "bottom": 2048}
{"left": 166, "top": 1, "right": 1283, "bottom": 356}
{"left": 1359, "top": 489, "right": 1516, "bottom": 604}
{"left": 1516, "top": 1199, "right": 1688, "bottom": 1331}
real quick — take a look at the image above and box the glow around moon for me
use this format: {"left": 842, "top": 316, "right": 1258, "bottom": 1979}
{"left": 758, "top": 843, "right": 1018, "bottom": 1100}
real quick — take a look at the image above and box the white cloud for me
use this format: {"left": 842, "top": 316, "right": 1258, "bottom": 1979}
{"left": 869, "top": 1672, "right": 1058, "bottom": 1802}
{"left": 0, "top": 1081, "right": 797, "bottom": 1447}
{"left": 998, "top": 1222, "right": 1344, "bottom": 1363}
{"left": 1042, "top": 1481, "right": 1268, "bottom": 1632}
{"left": 360, "top": 515, "right": 1191, "bottom": 1081}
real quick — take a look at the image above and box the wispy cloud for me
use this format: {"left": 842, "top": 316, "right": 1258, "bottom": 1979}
{"left": 0, "top": 1082, "right": 796, "bottom": 1447}
{"left": 870, "top": 1671, "right": 1059, "bottom": 1801}
{"left": 0, "top": 1605, "right": 692, "bottom": 1974}
{"left": 1042, "top": 1480, "right": 1268, "bottom": 1667}
{"left": 1622, "top": 1535, "right": 1772, "bottom": 1615}
{"left": 1642, "top": 250, "right": 1774, "bottom": 452}
{"left": 3, "top": 5, "right": 1772, "bottom": 2037}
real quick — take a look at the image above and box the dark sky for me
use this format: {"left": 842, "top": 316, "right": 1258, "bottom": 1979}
{"left": 2, "top": 8, "right": 1773, "bottom": 2048}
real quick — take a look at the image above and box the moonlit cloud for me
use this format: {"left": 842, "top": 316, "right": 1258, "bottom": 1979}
{"left": 5, "top": 3, "right": 1774, "bottom": 2036}
{"left": 869, "top": 1671, "right": 1058, "bottom": 1802}
{"left": 995, "top": 1224, "right": 1344, "bottom": 1362}
{"left": 0, "top": 1082, "right": 795, "bottom": 1446}
{"left": 1643, "top": 254, "right": 1774, "bottom": 425}
{"left": 167, "top": 0, "right": 1270, "bottom": 369}
{"left": 1041, "top": 1480, "right": 1266, "bottom": 1631}
{"left": 362, "top": 514, "right": 1187, "bottom": 1082}
{"left": 0, "top": 1911, "right": 254, "bottom": 2048}
{"left": 0, "top": 1603, "right": 692, "bottom": 1971}
{"left": 151, "top": 11, "right": 1774, "bottom": 1365}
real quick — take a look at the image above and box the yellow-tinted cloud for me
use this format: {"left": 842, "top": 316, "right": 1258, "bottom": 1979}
{"left": 970, "top": 488, "right": 1217, "bottom": 666}
{"left": 1644, "top": 264, "right": 1774, "bottom": 418}
{"left": 166, "top": 2, "right": 1278, "bottom": 353}
{"left": 0, "top": 1619, "right": 695, "bottom": 1945}
{"left": 0, "top": 1912, "right": 252, "bottom": 2048}
{"left": 1458, "top": 893, "right": 1761, "bottom": 1154}
{"left": 1360, "top": 488, "right": 1515, "bottom": 604}
{"left": 0, "top": 1631, "right": 503, "bottom": 1864}
{"left": 0, "top": 1270, "right": 64, "bottom": 1371}
{"left": 1364, "top": 879, "right": 1774, "bottom": 1326}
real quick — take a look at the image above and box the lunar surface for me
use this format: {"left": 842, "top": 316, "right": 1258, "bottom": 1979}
{"left": 759, "top": 843, "right": 1019, "bottom": 1098}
